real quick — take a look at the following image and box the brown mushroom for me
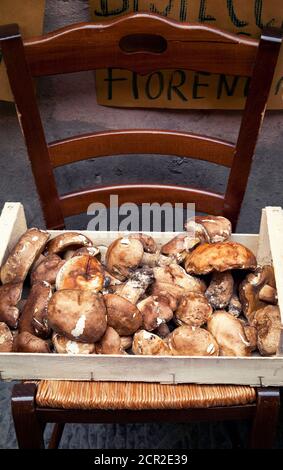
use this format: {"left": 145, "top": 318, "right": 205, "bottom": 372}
{"left": 207, "top": 311, "right": 253, "bottom": 356}
{"left": 56, "top": 255, "right": 104, "bottom": 292}
{"left": 45, "top": 232, "right": 93, "bottom": 255}
{"left": 154, "top": 322, "right": 171, "bottom": 339}
{"left": 167, "top": 325, "right": 219, "bottom": 356}
{"left": 132, "top": 330, "right": 171, "bottom": 355}
{"left": 104, "top": 293, "right": 142, "bottom": 336}
{"left": 31, "top": 254, "right": 65, "bottom": 285}
{"left": 106, "top": 237, "right": 144, "bottom": 281}
{"left": 175, "top": 292, "right": 213, "bottom": 327}
{"left": 161, "top": 232, "right": 200, "bottom": 262}
{"left": 137, "top": 295, "right": 173, "bottom": 331}
{"left": 0, "top": 282, "right": 22, "bottom": 328}
{"left": 19, "top": 281, "right": 52, "bottom": 338}
{"left": 113, "top": 267, "right": 154, "bottom": 304}
{"left": 120, "top": 335, "right": 133, "bottom": 351}
{"left": 205, "top": 271, "right": 234, "bottom": 309}
{"left": 128, "top": 233, "right": 157, "bottom": 253}
{"left": 52, "top": 332, "right": 95, "bottom": 354}
{"left": 13, "top": 331, "right": 50, "bottom": 353}
{"left": 185, "top": 215, "right": 232, "bottom": 243}
{"left": 258, "top": 285, "right": 277, "bottom": 304}
{"left": 239, "top": 265, "right": 276, "bottom": 322}
{"left": 228, "top": 292, "right": 242, "bottom": 317}
{"left": 71, "top": 246, "right": 100, "bottom": 259}
{"left": 150, "top": 284, "right": 179, "bottom": 311}
{"left": 48, "top": 290, "right": 107, "bottom": 343}
{"left": 0, "top": 322, "right": 13, "bottom": 352}
{"left": 1, "top": 228, "right": 49, "bottom": 284}
{"left": 153, "top": 264, "right": 206, "bottom": 295}
{"left": 252, "top": 305, "right": 281, "bottom": 356}
{"left": 185, "top": 242, "right": 257, "bottom": 275}
{"left": 95, "top": 326, "right": 127, "bottom": 355}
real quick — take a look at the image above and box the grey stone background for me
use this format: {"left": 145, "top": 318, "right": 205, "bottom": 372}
{"left": 0, "top": 0, "right": 283, "bottom": 448}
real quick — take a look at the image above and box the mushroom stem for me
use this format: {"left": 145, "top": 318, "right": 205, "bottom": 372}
{"left": 228, "top": 293, "right": 242, "bottom": 317}
{"left": 259, "top": 285, "right": 277, "bottom": 304}
{"left": 114, "top": 268, "right": 154, "bottom": 304}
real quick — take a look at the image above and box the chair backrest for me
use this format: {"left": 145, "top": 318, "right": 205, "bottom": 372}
{"left": 0, "top": 14, "right": 282, "bottom": 230}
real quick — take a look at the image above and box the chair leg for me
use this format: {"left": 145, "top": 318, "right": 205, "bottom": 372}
{"left": 11, "top": 382, "right": 45, "bottom": 449}
{"left": 48, "top": 423, "right": 65, "bottom": 449}
{"left": 249, "top": 387, "right": 280, "bottom": 449}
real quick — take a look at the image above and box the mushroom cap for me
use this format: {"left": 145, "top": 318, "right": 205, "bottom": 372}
{"left": 95, "top": 326, "right": 124, "bottom": 355}
{"left": 161, "top": 233, "right": 200, "bottom": 258}
{"left": 13, "top": 331, "right": 50, "bottom": 353}
{"left": 207, "top": 311, "right": 253, "bottom": 356}
{"left": 185, "top": 242, "right": 257, "bottom": 275}
{"left": 137, "top": 295, "right": 173, "bottom": 331}
{"left": 239, "top": 265, "right": 275, "bottom": 322}
{"left": 71, "top": 246, "right": 100, "bottom": 259}
{"left": 52, "top": 332, "right": 95, "bottom": 354}
{"left": 132, "top": 330, "right": 171, "bottom": 355}
{"left": 1, "top": 228, "right": 49, "bottom": 284}
{"left": 175, "top": 292, "right": 213, "bottom": 327}
{"left": 252, "top": 305, "right": 281, "bottom": 356}
{"left": 0, "top": 282, "right": 23, "bottom": 328}
{"left": 56, "top": 255, "right": 104, "bottom": 292}
{"left": 205, "top": 271, "right": 234, "bottom": 309}
{"left": 120, "top": 335, "right": 133, "bottom": 351}
{"left": 0, "top": 322, "right": 13, "bottom": 352}
{"left": 150, "top": 283, "right": 179, "bottom": 310}
{"left": 31, "top": 254, "right": 65, "bottom": 285}
{"left": 48, "top": 289, "right": 107, "bottom": 343}
{"left": 19, "top": 281, "right": 52, "bottom": 338}
{"left": 167, "top": 326, "right": 219, "bottom": 356}
{"left": 185, "top": 215, "right": 231, "bottom": 243}
{"left": 129, "top": 233, "right": 157, "bottom": 253}
{"left": 105, "top": 237, "right": 144, "bottom": 280}
{"left": 104, "top": 293, "right": 142, "bottom": 336}
{"left": 45, "top": 232, "right": 92, "bottom": 255}
{"left": 153, "top": 264, "right": 206, "bottom": 294}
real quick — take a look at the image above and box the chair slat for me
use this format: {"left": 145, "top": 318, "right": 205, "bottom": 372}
{"left": 49, "top": 130, "right": 235, "bottom": 168}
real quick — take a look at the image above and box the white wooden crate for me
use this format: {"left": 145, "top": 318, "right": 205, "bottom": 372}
{"left": 0, "top": 202, "right": 283, "bottom": 386}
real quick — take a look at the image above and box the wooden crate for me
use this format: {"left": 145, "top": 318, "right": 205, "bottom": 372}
{"left": 0, "top": 202, "right": 283, "bottom": 386}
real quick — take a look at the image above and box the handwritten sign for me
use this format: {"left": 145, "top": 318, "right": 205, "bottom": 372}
{"left": 0, "top": 0, "right": 45, "bottom": 102}
{"left": 90, "top": 0, "right": 283, "bottom": 109}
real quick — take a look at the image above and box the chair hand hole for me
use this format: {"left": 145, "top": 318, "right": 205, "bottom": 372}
{"left": 119, "top": 34, "right": 167, "bottom": 54}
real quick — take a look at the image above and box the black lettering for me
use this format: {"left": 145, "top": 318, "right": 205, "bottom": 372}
{"left": 226, "top": 0, "right": 248, "bottom": 28}
{"left": 275, "top": 77, "right": 283, "bottom": 95}
{"left": 132, "top": 71, "right": 139, "bottom": 99}
{"left": 254, "top": 0, "right": 275, "bottom": 29}
{"left": 217, "top": 75, "right": 239, "bottom": 99}
{"left": 179, "top": 0, "right": 187, "bottom": 21}
{"left": 104, "top": 68, "right": 128, "bottom": 100}
{"left": 167, "top": 70, "right": 188, "bottom": 101}
{"left": 192, "top": 72, "right": 210, "bottom": 99}
{"left": 199, "top": 0, "right": 216, "bottom": 23}
{"left": 145, "top": 72, "right": 164, "bottom": 99}
{"left": 95, "top": 0, "right": 129, "bottom": 17}
{"left": 149, "top": 0, "right": 174, "bottom": 17}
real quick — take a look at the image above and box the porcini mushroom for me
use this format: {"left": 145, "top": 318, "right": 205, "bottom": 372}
{"left": 1, "top": 228, "right": 49, "bottom": 284}
{"left": 55, "top": 255, "right": 104, "bottom": 292}
{"left": 132, "top": 330, "right": 171, "bottom": 355}
{"left": 167, "top": 325, "right": 219, "bottom": 356}
{"left": 0, "top": 322, "right": 13, "bottom": 352}
{"left": 185, "top": 215, "right": 232, "bottom": 243}
{"left": 252, "top": 305, "right": 281, "bottom": 356}
{"left": 13, "top": 331, "right": 50, "bottom": 353}
{"left": 0, "top": 282, "right": 22, "bottom": 328}
{"left": 114, "top": 267, "right": 154, "bottom": 304}
{"left": 104, "top": 293, "right": 142, "bottom": 336}
{"left": 205, "top": 271, "right": 234, "bottom": 309}
{"left": 153, "top": 264, "right": 206, "bottom": 295}
{"left": 185, "top": 242, "right": 257, "bottom": 275}
{"left": 19, "top": 281, "right": 52, "bottom": 338}
{"left": 175, "top": 292, "right": 213, "bottom": 327}
{"left": 95, "top": 326, "right": 127, "bottom": 355}
{"left": 239, "top": 265, "right": 276, "bottom": 322}
{"left": 128, "top": 233, "right": 157, "bottom": 253}
{"left": 161, "top": 232, "right": 200, "bottom": 262}
{"left": 137, "top": 295, "right": 174, "bottom": 331}
{"left": 52, "top": 332, "right": 95, "bottom": 354}
{"left": 31, "top": 254, "right": 65, "bottom": 285}
{"left": 207, "top": 311, "right": 253, "bottom": 356}
{"left": 45, "top": 232, "right": 92, "bottom": 255}
{"left": 48, "top": 290, "right": 107, "bottom": 343}
{"left": 106, "top": 237, "right": 144, "bottom": 280}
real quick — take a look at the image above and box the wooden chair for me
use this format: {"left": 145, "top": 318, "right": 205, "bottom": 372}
{"left": 0, "top": 13, "right": 282, "bottom": 449}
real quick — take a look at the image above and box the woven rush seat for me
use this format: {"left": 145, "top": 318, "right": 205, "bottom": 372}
{"left": 36, "top": 381, "right": 256, "bottom": 410}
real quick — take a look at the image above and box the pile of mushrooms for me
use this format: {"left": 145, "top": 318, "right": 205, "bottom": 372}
{"left": 0, "top": 215, "right": 281, "bottom": 357}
